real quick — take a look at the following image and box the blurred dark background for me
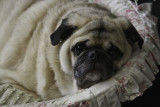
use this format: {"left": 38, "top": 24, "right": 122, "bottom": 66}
{"left": 122, "top": 1, "right": 160, "bottom": 107}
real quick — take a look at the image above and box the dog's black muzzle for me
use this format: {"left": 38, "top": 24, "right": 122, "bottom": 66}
{"left": 74, "top": 47, "right": 118, "bottom": 89}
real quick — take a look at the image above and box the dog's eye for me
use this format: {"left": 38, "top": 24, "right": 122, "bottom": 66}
{"left": 75, "top": 45, "right": 84, "bottom": 55}
{"left": 72, "top": 43, "right": 85, "bottom": 56}
{"left": 107, "top": 43, "right": 123, "bottom": 60}
{"left": 72, "top": 40, "right": 88, "bottom": 56}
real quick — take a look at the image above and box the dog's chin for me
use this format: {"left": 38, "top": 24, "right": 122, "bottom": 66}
{"left": 75, "top": 66, "right": 117, "bottom": 89}
{"left": 76, "top": 70, "right": 102, "bottom": 89}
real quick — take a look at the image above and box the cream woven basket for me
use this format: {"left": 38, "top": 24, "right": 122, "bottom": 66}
{"left": 0, "top": 0, "right": 160, "bottom": 107}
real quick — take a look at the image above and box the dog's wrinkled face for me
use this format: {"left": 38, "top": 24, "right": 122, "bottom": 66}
{"left": 50, "top": 9, "right": 143, "bottom": 89}
{"left": 72, "top": 42, "right": 121, "bottom": 88}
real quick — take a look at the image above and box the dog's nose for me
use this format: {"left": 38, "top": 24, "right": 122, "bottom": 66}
{"left": 88, "top": 50, "right": 96, "bottom": 60}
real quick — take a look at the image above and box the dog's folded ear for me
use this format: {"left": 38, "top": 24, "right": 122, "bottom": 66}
{"left": 50, "top": 19, "right": 77, "bottom": 46}
{"left": 124, "top": 24, "right": 144, "bottom": 49}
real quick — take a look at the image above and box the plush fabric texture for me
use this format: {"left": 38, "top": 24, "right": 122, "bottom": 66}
{"left": 0, "top": 0, "right": 160, "bottom": 107}
{"left": 0, "top": 82, "right": 40, "bottom": 106}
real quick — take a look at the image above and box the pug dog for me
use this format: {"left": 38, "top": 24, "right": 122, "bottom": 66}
{"left": 0, "top": 0, "right": 143, "bottom": 100}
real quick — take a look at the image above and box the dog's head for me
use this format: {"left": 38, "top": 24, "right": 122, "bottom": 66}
{"left": 50, "top": 8, "right": 143, "bottom": 89}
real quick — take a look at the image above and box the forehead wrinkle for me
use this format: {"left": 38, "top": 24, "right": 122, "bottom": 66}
{"left": 69, "top": 20, "right": 120, "bottom": 48}
{"left": 100, "top": 32, "right": 124, "bottom": 49}
{"left": 70, "top": 33, "right": 92, "bottom": 49}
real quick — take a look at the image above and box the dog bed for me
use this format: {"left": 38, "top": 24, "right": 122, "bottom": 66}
{"left": 0, "top": 0, "right": 160, "bottom": 106}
